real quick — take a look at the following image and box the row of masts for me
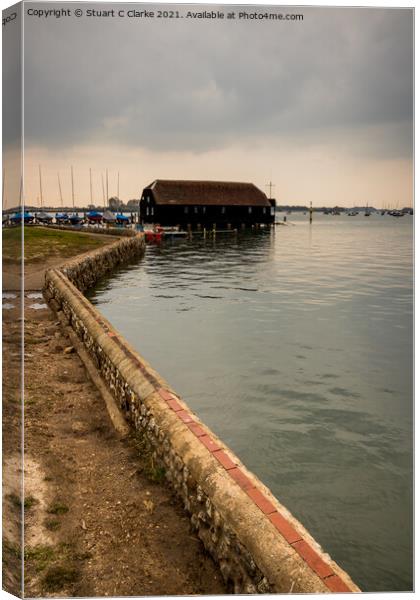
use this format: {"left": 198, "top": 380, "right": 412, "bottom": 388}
{"left": 5, "top": 170, "right": 270, "bottom": 210}
{"left": 36, "top": 166, "right": 118, "bottom": 210}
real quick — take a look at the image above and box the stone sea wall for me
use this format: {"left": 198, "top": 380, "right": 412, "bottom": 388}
{"left": 43, "top": 231, "right": 360, "bottom": 594}
{"left": 59, "top": 230, "right": 143, "bottom": 293}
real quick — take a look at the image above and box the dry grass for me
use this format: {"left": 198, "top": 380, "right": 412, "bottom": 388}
{"left": 3, "top": 227, "right": 110, "bottom": 263}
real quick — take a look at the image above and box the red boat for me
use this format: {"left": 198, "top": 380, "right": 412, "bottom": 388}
{"left": 145, "top": 226, "right": 164, "bottom": 243}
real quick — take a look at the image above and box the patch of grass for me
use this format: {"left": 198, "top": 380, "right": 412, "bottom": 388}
{"left": 7, "top": 493, "right": 21, "bottom": 509}
{"left": 3, "top": 226, "right": 110, "bottom": 263}
{"left": 25, "top": 539, "right": 89, "bottom": 593}
{"left": 44, "top": 519, "right": 61, "bottom": 531}
{"left": 149, "top": 465, "right": 166, "bottom": 483}
{"left": 42, "top": 565, "right": 80, "bottom": 591}
{"left": 24, "top": 495, "right": 38, "bottom": 509}
{"left": 47, "top": 502, "right": 69, "bottom": 516}
{"left": 24, "top": 545, "right": 55, "bottom": 572}
{"left": 3, "top": 540, "right": 21, "bottom": 560}
{"left": 6, "top": 492, "right": 36, "bottom": 511}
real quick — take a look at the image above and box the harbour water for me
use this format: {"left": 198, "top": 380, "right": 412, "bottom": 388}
{"left": 87, "top": 213, "right": 413, "bottom": 591}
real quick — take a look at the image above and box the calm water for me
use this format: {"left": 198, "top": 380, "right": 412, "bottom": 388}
{"left": 88, "top": 213, "right": 413, "bottom": 592}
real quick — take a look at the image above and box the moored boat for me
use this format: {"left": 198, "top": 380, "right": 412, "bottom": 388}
{"left": 144, "top": 225, "right": 164, "bottom": 243}
{"left": 116, "top": 213, "right": 130, "bottom": 225}
{"left": 56, "top": 212, "right": 70, "bottom": 224}
{"left": 36, "top": 212, "right": 54, "bottom": 224}
{"left": 87, "top": 210, "right": 103, "bottom": 223}
{"left": 69, "top": 214, "right": 84, "bottom": 225}
{"left": 10, "top": 211, "right": 34, "bottom": 224}
{"left": 103, "top": 210, "right": 116, "bottom": 224}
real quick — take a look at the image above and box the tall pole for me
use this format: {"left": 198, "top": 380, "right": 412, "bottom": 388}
{"left": 117, "top": 171, "right": 120, "bottom": 199}
{"left": 57, "top": 173, "right": 63, "bottom": 207}
{"left": 265, "top": 181, "right": 275, "bottom": 200}
{"left": 89, "top": 168, "right": 93, "bottom": 206}
{"left": 39, "top": 165, "right": 43, "bottom": 209}
{"left": 71, "top": 165, "right": 75, "bottom": 209}
{"left": 101, "top": 173, "right": 105, "bottom": 208}
{"left": 106, "top": 168, "right": 109, "bottom": 209}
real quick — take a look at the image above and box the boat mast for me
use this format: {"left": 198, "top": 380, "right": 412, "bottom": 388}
{"left": 265, "top": 180, "right": 275, "bottom": 199}
{"left": 106, "top": 168, "right": 109, "bottom": 209}
{"left": 2, "top": 168, "right": 5, "bottom": 211}
{"left": 117, "top": 171, "right": 120, "bottom": 199}
{"left": 89, "top": 168, "right": 93, "bottom": 206}
{"left": 57, "top": 173, "right": 63, "bottom": 207}
{"left": 101, "top": 173, "right": 105, "bottom": 209}
{"left": 71, "top": 165, "right": 75, "bottom": 210}
{"left": 39, "top": 165, "right": 43, "bottom": 209}
{"left": 19, "top": 175, "right": 23, "bottom": 210}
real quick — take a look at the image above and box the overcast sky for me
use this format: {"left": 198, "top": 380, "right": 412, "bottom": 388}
{"left": 3, "top": 3, "right": 414, "bottom": 207}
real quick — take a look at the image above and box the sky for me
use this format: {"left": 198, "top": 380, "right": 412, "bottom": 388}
{"left": 3, "top": 2, "right": 414, "bottom": 208}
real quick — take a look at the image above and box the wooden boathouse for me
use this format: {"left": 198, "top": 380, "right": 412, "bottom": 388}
{"left": 140, "top": 180, "right": 276, "bottom": 229}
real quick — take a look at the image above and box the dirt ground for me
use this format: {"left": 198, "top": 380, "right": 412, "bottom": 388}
{"left": 2, "top": 257, "right": 227, "bottom": 596}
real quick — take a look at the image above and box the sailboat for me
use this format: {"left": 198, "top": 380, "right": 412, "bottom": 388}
{"left": 69, "top": 213, "right": 84, "bottom": 225}
{"left": 87, "top": 210, "right": 103, "bottom": 223}
{"left": 36, "top": 212, "right": 53, "bottom": 224}
{"left": 116, "top": 213, "right": 130, "bottom": 225}
{"left": 103, "top": 209, "right": 116, "bottom": 224}
{"left": 389, "top": 200, "right": 404, "bottom": 217}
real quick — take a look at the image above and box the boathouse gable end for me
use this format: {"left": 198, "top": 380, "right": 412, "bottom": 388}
{"left": 140, "top": 179, "right": 275, "bottom": 228}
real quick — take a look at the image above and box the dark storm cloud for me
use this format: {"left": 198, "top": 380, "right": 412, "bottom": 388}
{"left": 3, "top": 2, "right": 22, "bottom": 149}
{"left": 23, "top": 4, "right": 413, "bottom": 157}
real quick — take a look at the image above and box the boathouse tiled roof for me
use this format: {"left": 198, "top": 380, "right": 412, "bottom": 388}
{"left": 144, "top": 180, "right": 270, "bottom": 207}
